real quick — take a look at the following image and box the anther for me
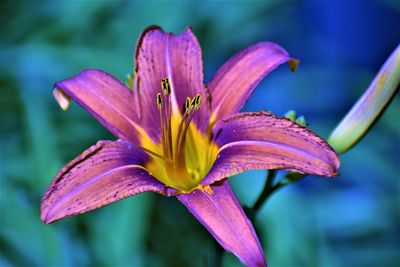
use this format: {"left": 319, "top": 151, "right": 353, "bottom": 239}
{"left": 195, "top": 94, "right": 201, "bottom": 107}
{"left": 161, "top": 78, "right": 171, "bottom": 95}
{"left": 191, "top": 94, "right": 202, "bottom": 110}
{"left": 191, "top": 98, "right": 196, "bottom": 109}
{"left": 156, "top": 93, "right": 163, "bottom": 110}
{"left": 185, "top": 97, "right": 191, "bottom": 113}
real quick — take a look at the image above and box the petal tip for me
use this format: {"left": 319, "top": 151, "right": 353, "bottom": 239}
{"left": 182, "top": 25, "right": 197, "bottom": 38}
{"left": 40, "top": 208, "right": 54, "bottom": 224}
{"left": 141, "top": 24, "right": 163, "bottom": 35}
{"left": 288, "top": 58, "right": 300, "bottom": 72}
{"left": 41, "top": 216, "right": 53, "bottom": 224}
{"left": 40, "top": 199, "right": 55, "bottom": 224}
{"left": 52, "top": 86, "right": 70, "bottom": 111}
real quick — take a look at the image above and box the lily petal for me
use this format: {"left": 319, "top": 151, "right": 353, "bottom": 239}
{"left": 208, "top": 42, "right": 298, "bottom": 122}
{"left": 177, "top": 179, "right": 266, "bottom": 267}
{"left": 203, "top": 112, "right": 339, "bottom": 185}
{"left": 133, "top": 26, "right": 210, "bottom": 137}
{"left": 41, "top": 140, "right": 174, "bottom": 224}
{"left": 54, "top": 69, "right": 145, "bottom": 144}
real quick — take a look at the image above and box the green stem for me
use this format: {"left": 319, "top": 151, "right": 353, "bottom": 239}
{"left": 252, "top": 171, "right": 306, "bottom": 213}
{"left": 252, "top": 170, "right": 276, "bottom": 212}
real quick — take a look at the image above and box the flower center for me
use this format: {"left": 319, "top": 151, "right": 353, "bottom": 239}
{"left": 141, "top": 78, "right": 218, "bottom": 192}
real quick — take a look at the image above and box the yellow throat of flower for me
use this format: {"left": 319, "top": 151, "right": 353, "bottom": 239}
{"left": 140, "top": 78, "right": 218, "bottom": 193}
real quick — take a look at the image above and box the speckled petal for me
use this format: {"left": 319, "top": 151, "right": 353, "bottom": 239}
{"left": 177, "top": 179, "right": 266, "bottom": 267}
{"left": 208, "top": 42, "right": 297, "bottom": 122}
{"left": 133, "top": 26, "right": 210, "bottom": 138}
{"left": 53, "top": 69, "right": 145, "bottom": 144}
{"left": 202, "top": 112, "right": 339, "bottom": 185}
{"left": 41, "top": 140, "right": 174, "bottom": 224}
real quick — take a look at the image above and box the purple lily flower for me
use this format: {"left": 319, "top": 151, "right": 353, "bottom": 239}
{"left": 41, "top": 26, "right": 339, "bottom": 267}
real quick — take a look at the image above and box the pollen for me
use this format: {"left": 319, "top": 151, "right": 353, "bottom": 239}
{"left": 185, "top": 97, "right": 191, "bottom": 113}
{"left": 201, "top": 185, "right": 214, "bottom": 195}
{"left": 191, "top": 94, "right": 202, "bottom": 110}
{"left": 161, "top": 78, "right": 171, "bottom": 95}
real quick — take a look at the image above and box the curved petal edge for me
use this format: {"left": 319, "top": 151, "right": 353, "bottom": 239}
{"left": 208, "top": 42, "right": 298, "bottom": 122}
{"left": 54, "top": 69, "right": 145, "bottom": 144}
{"left": 41, "top": 140, "right": 175, "bottom": 224}
{"left": 203, "top": 111, "right": 340, "bottom": 185}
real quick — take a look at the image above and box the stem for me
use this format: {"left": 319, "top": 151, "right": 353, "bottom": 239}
{"left": 252, "top": 171, "right": 306, "bottom": 213}
{"left": 252, "top": 170, "right": 276, "bottom": 212}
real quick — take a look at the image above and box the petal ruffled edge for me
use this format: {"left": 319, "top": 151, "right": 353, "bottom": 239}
{"left": 202, "top": 112, "right": 339, "bottom": 185}
{"left": 41, "top": 140, "right": 176, "bottom": 224}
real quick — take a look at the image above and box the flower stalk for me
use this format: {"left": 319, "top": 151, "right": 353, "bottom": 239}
{"left": 252, "top": 170, "right": 276, "bottom": 212}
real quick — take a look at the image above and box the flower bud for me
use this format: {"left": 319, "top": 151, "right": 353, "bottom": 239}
{"left": 295, "top": 116, "right": 308, "bottom": 127}
{"left": 328, "top": 44, "right": 400, "bottom": 154}
{"left": 126, "top": 72, "right": 134, "bottom": 89}
{"left": 284, "top": 110, "right": 297, "bottom": 121}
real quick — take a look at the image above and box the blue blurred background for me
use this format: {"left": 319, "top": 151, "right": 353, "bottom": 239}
{"left": 1, "top": 1, "right": 399, "bottom": 266}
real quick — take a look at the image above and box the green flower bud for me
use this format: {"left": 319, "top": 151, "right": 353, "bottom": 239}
{"left": 126, "top": 72, "right": 134, "bottom": 89}
{"left": 328, "top": 44, "right": 400, "bottom": 154}
{"left": 295, "top": 115, "right": 308, "bottom": 127}
{"left": 284, "top": 110, "right": 297, "bottom": 121}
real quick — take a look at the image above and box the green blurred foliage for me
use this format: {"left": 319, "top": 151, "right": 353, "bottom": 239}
{"left": 1, "top": 1, "right": 399, "bottom": 267}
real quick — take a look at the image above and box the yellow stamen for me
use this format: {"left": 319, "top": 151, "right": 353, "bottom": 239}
{"left": 143, "top": 78, "right": 218, "bottom": 192}
{"left": 162, "top": 78, "right": 173, "bottom": 158}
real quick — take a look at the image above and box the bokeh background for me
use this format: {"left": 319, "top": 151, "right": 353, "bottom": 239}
{"left": 1, "top": 0, "right": 399, "bottom": 266}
